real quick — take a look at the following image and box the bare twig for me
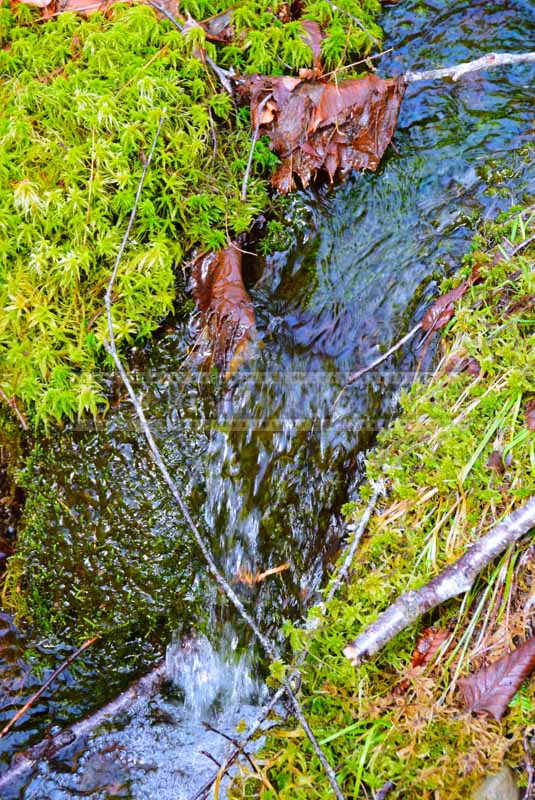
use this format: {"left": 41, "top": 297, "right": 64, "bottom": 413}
{"left": 322, "top": 0, "right": 381, "bottom": 47}
{"left": 104, "top": 111, "right": 344, "bottom": 800}
{"left": 0, "top": 386, "right": 29, "bottom": 430}
{"left": 145, "top": 1, "right": 234, "bottom": 95}
{"left": 334, "top": 322, "right": 422, "bottom": 405}
{"left": 374, "top": 779, "right": 395, "bottom": 800}
{"left": 405, "top": 51, "right": 535, "bottom": 83}
{"left": 0, "top": 636, "right": 99, "bottom": 740}
{"left": 322, "top": 47, "right": 393, "bottom": 79}
{"left": 241, "top": 95, "right": 269, "bottom": 201}
{"left": 344, "top": 497, "right": 535, "bottom": 664}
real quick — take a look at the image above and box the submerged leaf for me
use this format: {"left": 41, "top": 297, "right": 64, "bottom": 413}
{"left": 191, "top": 245, "right": 255, "bottom": 372}
{"left": 459, "top": 636, "right": 535, "bottom": 721}
{"left": 236, "top": 73, "right": 406, "bottom": 192}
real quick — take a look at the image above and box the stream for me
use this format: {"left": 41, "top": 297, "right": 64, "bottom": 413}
{"left": 1, "top": 0, "right": 535, "bottom": 797}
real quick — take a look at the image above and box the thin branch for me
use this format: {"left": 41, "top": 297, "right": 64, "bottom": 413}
{"left": 344, "top": 496, "right": 535, "bottom": 665}
{"left": 241, "top": 95, "right": 269, "bottom": 201}
{"left": 374, "top": 780, "right": 395, "bottom": 800}
{"left": 0, "top": 662, "right": 166, "bottom": 794}
{"left": 145, "top": 1, "right": 234, "bottom": 95}
{"left": 0, "top": 636, "right": 99, "bottom": 740}
{"left": 334, "top": 322, "right": 422, "bottom": 406}
{"left": 104, "top": 111, "right": 343, "bottom": 800}
{"left": 0, "top": 386, "right": 29, "bottom": 430}
{"left": 405, "top": 51, "right": 535, "bottom": 83}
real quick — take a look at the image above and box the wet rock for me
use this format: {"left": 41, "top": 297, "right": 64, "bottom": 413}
{"left": 472, "top": 766, "right": 518, "bottom": 800}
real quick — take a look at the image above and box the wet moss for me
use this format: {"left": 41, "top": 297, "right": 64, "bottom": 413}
{"left": 231, "top": 208, "right": 535, "bottom": 798}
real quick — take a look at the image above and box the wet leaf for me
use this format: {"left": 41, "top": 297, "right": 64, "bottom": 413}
{"left": 411, "top": 627, "right": 449, "bottom": 667}
{"left": 236, "top": 73, "right": 406, "bottom": 192}
{"left": 235, "top": 563, "right": 290, "bottom": 586}
{"left": 300, "top": 20, "right": 324, "bottom": 70}
{"left": 422, "top": 265, "right": 482, "bottom": 332}
{"left": 525, "top": 399, "right": 535, "bottom": 432}
{"left": 459, "top": 636, "right": 535, "bottom": 721}
{"left": 201, "top": 6, "right": 235, "bottom": 43}
{"left": 192, "top": 245, "right": 255, "bottom": 372}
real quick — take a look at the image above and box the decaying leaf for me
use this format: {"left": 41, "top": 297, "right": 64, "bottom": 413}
{"left": 525, "top": 399, "right": 535, "bottom": 432}
{"left": 421, "top": 266, "right": 481, "bottom": 332}
{"left": 459, "top": 636, "right": 535, "bottom": 721}
{"left": 236, "top": 73, "right": 406, "bottom": 192}
{"left": 487, "top": 450, "right": 505, "bottom": 475}
{"left": 191, "top": 244, "right": 255, "bottom": 372}
{"left": 200, "top": 6, "right": 235, "bottom": 43}
{"left": 235, "top": 563, "right": 290, "bottom": 586}
{"left": 300, "top": 20, "right": 324, "bottom": 71}
{"left": 411, "top": 627, "right": 449, "bottom": 667}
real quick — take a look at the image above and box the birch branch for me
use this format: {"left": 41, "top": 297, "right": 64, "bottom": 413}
{"left": 405, "top": 52, "right": 535, "bottom": 83}
{"left": 344, "top": 496, "right": 535, "bottom": 665}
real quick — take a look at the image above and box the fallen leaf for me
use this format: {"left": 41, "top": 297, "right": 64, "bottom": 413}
{"left": 201, "top": 6, "right": 235, "bottom": 43}
{"left": 411, "top": 627, "right": 449, "bottom": 667}
{"left": 487, "top": 450, "right": 505, "bottom": 475}
{"left": 192, "top": 244, "right": 255, "bottom": 372}
{"left": 421, "top": 265, "right": 482, "bottom": 332}
{"left": 465, "top": 357, "right": 481, "bottom": 377}
{"left": 236, "top": 73, "right": 406, "bottom": 192}
{"left": 300, "top": 20, "right": 324, "bottom": 71}
{"left": 459, "top": 636, "right": 535, "bottom": 721}
{"left": 235, "top": 563, "right": 290, "bottom": 586}
{"left": 525, "top": 399, "right": 535, "bottom": 432}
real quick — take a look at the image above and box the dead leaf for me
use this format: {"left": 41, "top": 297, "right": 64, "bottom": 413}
{"left": 236, "top": 73, "right": 406, "bottom": 192}
{"left": 191, "top": 244, "right": 255, "bottom": 372}
{"left": 459, "top": 636, "right": 535, "bottom": 721}
{"left": 487, "top": 450, "right": 505, "bottom": 475}
{"left": 411, "top": 627, "right": 449, "bottom": 667}
{"left": 300, "top": 20, "right": 324, "bottom": 71}
{"left": 201, "top": 6, "right": 235, "bottom": 43}
{"left": 421, "top": 265, "right": 482, "bottom": 332}
{"left": 465, "top": 357, "right": 481, "bottom": 377}
{"left": 525, "top": 399, "right": 535, "bottom": 432}
{"left": 235, "top": 563, "right": 290, "bottom": 586}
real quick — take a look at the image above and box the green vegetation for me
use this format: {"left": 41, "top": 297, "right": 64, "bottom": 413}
{"left": 230, "top": 207, "right": 535, "bottom": 798}
{"left": 0, "top": 0, "right": 381, "bottom": 425}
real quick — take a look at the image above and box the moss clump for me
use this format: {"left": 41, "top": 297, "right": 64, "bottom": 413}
{"left": 0, "top": 0, "right": 381, "bottom": 425}
{"left": 230, "top": 210, "right": 535, "bottom": 798}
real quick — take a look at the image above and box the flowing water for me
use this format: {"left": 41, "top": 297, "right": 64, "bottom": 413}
{"left": 1, "top": 0, "right": 535, "bottom": 796}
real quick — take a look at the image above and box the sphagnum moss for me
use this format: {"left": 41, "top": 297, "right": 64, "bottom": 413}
{"left": 229, "top": 211, "right": 535, "bottom": 799}
{"left": 0, "top": 0, "right": 381, "bottom": 425}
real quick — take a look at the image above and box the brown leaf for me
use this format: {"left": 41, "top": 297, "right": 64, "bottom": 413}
{"left": 465, "top": 358, "right": 481, "bottom": 377}
{"left": 411, "top": 628, "right": 449, "bottom": 667}
{"left": 300, "top": 20, "right": 324, "bottom": 71}
{"left": 421, "top": 265, "right": 482, "bottom": 332}
{"left": 525, "top": 399, "right": 535, "bottom": 432}
{"left": 201, "top": 6, "right": 235, "bottom": 43}
{"left": 487, "top": 450, "right": 505, "bottom": 475}
{"left": 459, "top": 636, "right": 535, "bottom": 721}
{"left": 236, "top": 73, "right": 406, "bottom": 193}
{"left": 235, "top": 563, "right": 290, "bottom": 586}
{"left": 192, "top": 244, "right": 255, "bottom": 372}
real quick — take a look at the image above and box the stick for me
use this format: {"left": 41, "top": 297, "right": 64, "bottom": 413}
{"left": 334, "top": 322, "right": 422, "bottom": 406}
{"left": 145, "top": 1, "right": 234, "bottom": 95}
{"left": 0, "top": 386, "right": 29, "bottom": 430}
{"left": 405, "top": 52, "right": 535, "bottom": 83}
{"left": 0, "top": 661, "right": 166, "bottom": 794}
{"left": 0, "top": 636, "right": 99, "bottom": 740}
{"left": 375, "top": 780, "right": 395, "bottom": 800}
{"left": 104, "top": 112, "right": 344, "bottom": 800}
{"left": 344, "top": 496, "right": 535, "bottom": 664}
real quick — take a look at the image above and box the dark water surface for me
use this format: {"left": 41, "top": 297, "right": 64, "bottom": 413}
{"left": 2, "top": 0, "right": 535, "bottom": 796}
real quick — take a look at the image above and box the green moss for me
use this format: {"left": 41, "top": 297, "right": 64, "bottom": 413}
{"left": 0, "top": 0, "right": 381, "bottom": 425}
{"left": 231, "top": 210, "right": 535, "bottom": 798}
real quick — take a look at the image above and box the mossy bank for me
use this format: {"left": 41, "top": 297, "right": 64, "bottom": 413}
{"left": 230, "top": 208, "right": 535, "bottom": 798}
{"left": 0, "top": 0, "right": 380, "bottom": 425}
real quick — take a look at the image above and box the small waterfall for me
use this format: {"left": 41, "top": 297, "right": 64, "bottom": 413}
{"left": 165, "top": 630, "right": 264, "bottom": 720}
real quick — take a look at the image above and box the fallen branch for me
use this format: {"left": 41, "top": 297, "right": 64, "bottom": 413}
{"left": 405, "top": 51, "right": 535, "bottom": 83}
{"left": 0, "top": 661, "right": 166, "bottom": 794}
{"left": 344, "top": 496, "right": 535, "bottom": 665}
{"left": 0, "top": 636, "right": 99, "bottom": 740}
